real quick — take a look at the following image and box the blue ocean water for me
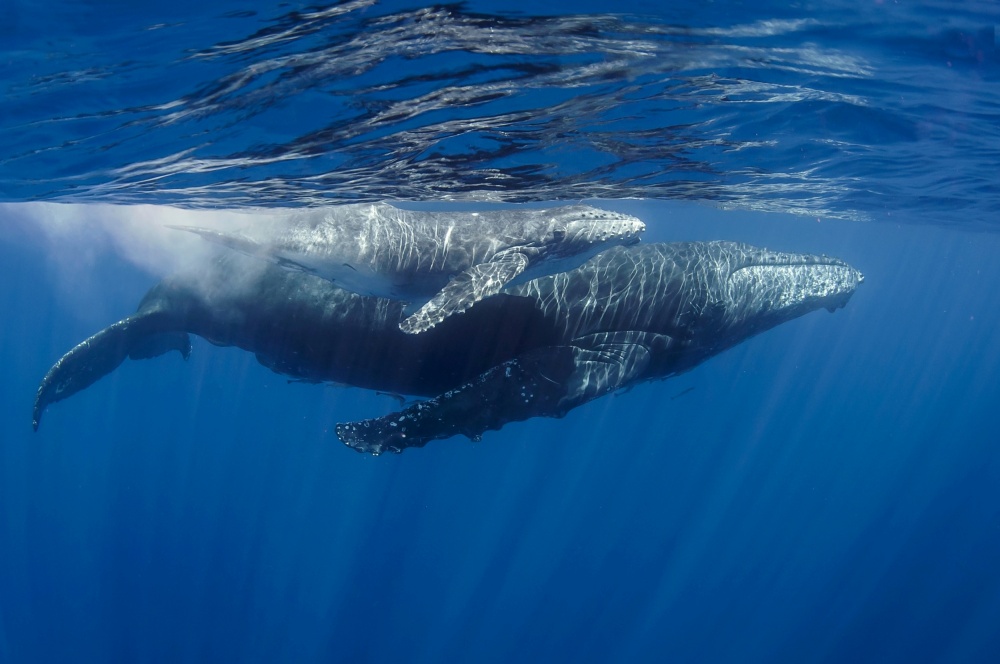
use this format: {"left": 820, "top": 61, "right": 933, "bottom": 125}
{"left": 2, "top": 1, "right": 999, "bottom": 662}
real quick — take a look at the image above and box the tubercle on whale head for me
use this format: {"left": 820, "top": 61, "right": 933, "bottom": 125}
{"left": 545, "top": 204, "right": 643, "bottom": 226}
{"left": 551, "top": 210, "right": 646, "bottom": 252}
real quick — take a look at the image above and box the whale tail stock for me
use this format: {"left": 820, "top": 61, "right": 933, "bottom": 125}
{"left": 32, "top": 314, "right": 190, "bottom": 431}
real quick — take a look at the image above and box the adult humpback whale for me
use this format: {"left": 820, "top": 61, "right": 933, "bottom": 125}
{"left": 171, "top": 202, "right": 645, "bottom": 334}
{"left": 33, "top": 242, "right": 863, "bottom": 455}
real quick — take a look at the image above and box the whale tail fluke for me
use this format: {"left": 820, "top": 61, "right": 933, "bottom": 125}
{"left": 33, "top": 316, "right": 190, "bottom": 431}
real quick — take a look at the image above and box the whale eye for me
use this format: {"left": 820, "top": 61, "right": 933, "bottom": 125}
{"left": 553, "top": 229, "right": 566, "bottom": 241}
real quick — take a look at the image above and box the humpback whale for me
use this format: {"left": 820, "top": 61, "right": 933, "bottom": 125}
{"left": 170, "top": 203, "right": 645, "bottom": 334}
{"left": 33, "top": 242, "right": 863, "bottom": 455}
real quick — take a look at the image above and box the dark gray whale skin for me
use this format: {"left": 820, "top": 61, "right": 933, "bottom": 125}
{"left": 31, "top": 254, "right": 557, "bottom": 429}
{"left": 33, "top": 242, "right": 863, "bottom": 455}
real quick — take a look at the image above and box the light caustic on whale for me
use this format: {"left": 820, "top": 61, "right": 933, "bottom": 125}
{"left": 33, "top": 241, "right": 864, "bottom": 454}
{"left": 169, "top": 202, "right": 645, "bottom": 334}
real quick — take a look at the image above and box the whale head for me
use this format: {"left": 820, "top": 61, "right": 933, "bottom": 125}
{"left": 551, "top": 206, "right": 645, "bottom": 248}
{"left": 536, "top": 205, "right": 645, "bottom": 268}
{"left": 706, "top": 242, "right": 864, "bottom": 337}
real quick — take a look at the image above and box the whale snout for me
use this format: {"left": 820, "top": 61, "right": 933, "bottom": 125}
{"left": 724, "top": 244, "right": 864, "bottom": 318}
{"left": 597, "top": 220, "right": 644, "bottom": 245}
{"left": 561, "top": 211, "right": 646, "bottom": 246}
{"left": 619, "top": 219, "right": 645, "bottom": 242}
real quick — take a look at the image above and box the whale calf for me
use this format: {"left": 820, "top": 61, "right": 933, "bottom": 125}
{"left": 34, "top": 242, "right": 863, "bottom": 454}
{"left": 171, "top": 202, "right": 645, "bottom": 334}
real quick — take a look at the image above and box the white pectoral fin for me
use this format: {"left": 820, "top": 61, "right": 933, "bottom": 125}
{"left": 336, "top": 335, "right": 670, "bottom": 454}
{"left": 399, "top": 251, "right": 530, "bottom": 334}
{"left": 560, "top": 331, "right": 676, "bottom": 405}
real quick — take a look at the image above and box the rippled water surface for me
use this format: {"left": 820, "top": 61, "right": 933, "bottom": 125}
{"left": 2, "top": 0, "right": 998, "bottom": 227}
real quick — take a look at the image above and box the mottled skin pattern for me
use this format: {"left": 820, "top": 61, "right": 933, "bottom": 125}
{"left": 173, "top": 203, "right": 645, "bottom": 334}
{"left": 33, "top": 242, "right": 863, "bottom": 456}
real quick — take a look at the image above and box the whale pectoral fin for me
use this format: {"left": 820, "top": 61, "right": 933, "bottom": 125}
{"left": 556, "top": 338, "right": 654, "bottom": 409}
{"left": 336, "top": 346, "right": 577, "bottom": 454}
{"left": 398, "top": 251, "right": 530, "bottom": 335}
{"left": 335, "top": 340, "right": 655, "bottom": 455}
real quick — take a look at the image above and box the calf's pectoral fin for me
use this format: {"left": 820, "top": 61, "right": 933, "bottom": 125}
{"left": 335, "top": 336, "right": 660, "bottom": 455}
{"left": 398, "top": 251, "right": 530, "bottom": 335}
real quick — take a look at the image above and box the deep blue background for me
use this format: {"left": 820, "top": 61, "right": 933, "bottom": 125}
{"left": 3, "top": 203, "right": 1000, "bottom": 662}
